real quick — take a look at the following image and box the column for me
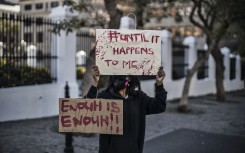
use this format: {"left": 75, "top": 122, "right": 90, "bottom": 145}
{"left": 161, "top": 30, "right": 172, "bottom": 81}
{"left": 50, "top": 5, "right": 79, "bottom": 98}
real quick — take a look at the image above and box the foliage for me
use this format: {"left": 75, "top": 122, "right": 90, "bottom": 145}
{"left": 178, "top": 0, "right": 245, "bottom": 109}
{"left": 134, "top": 0, "right": 148, "bottom": 28}
{"left": 51, "top": 17, "right": 86, "bottom": 35}
{"left": 0, "top": 63, "right": 52, "bottom": 88}
{"left": 223, "top": 17, "right": 245, "bottom": 57}
{"left": 52, "top": 0, "right": 109, "bottom": 35}
{"left": 187, "top": 0, "right": 245, "bottom": 40}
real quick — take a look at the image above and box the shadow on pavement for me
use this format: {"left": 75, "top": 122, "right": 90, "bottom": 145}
{"left": 143, "top": 128, "right": 245, "bottom": 153}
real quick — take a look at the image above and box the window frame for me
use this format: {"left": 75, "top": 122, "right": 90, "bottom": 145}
{"left": 35, "top": 3, "right": 44, "bottom": 10}
{"left": 24, "top": 4, "right": 32, "bottom": 11}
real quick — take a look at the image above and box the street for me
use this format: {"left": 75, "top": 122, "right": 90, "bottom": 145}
{"left": 0, "top": 90, "right": 244, "bottom": 153}
{"left": 143, "top": 128, "right": 245, "bottom": 153}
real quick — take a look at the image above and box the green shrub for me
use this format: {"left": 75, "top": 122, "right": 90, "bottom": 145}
{"left": 0, "top": 63, "right": 52, "bottom": 88}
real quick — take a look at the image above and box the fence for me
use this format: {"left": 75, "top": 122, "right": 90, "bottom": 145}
{"left": 76, "top": 30, "right": 95, "bottom": 55}
{"left": 0, "top": 12, "right": 57, "bottom": 88}
{"left": 76, "top": 30, "right": 95, "bottom": 80}
{"left": 76, "top": 30, "right": 95, "bottom": 66}
{"left": 0, "top": 7, "right": 79, "bottom": 122}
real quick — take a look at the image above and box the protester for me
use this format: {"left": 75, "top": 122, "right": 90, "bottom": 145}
{"left": 86, "top": 65, "right": 167, "bottom": 153}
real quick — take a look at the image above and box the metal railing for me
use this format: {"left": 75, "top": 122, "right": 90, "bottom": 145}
{"left": 76, "top": 30, "right": 95, "bottom": 80}
{"left": 76, "top": 30, "right": 95, "bottom": 57}
{"left": 0, "top": 12, "right": 57, "bottom": 88}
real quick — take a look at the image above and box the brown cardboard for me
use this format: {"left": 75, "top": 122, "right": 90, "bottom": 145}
{"left": 59, "top": 98, "right": 123, "bottom": 135}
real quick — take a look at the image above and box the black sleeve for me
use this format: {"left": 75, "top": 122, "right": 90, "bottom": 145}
{"left": 85, "top": 85, "right": 103, "bottom": 98}
{"left": 141, "top": 83, "right": 167, "bottom": 115}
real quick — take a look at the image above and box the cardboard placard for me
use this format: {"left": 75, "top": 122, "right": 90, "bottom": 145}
{"left": 59, "top": 98, "right": 123, "bottom": 135}
{"left": 96, "top": 29, "right": 161, "bottom": 75}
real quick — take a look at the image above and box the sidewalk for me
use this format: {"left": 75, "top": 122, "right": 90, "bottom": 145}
{"left": 0, "top": 90, "right": 244, "bottom": 153}
{"left": 143, "top": 128, "right": 245, "bottom": 153}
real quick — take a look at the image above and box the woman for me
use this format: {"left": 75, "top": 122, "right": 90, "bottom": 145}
{"left": 86, "top": 65, "right": 167, "bottom": 153}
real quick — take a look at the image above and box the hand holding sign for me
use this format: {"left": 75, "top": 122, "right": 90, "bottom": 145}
{"left": 92, "top": 65, "right": 100, "bottom": 87}
{"left": 59, "top": 98, "right": 123, "bottom": 135}
{"left": 156, "top": 66, "right": 165, "bottom": 86}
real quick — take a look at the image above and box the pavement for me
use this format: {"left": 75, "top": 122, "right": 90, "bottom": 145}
{"left": 0, "top": 90, "right": 245, "bottom": 153}
{"left": 143, "top": 128, "right": 245, "bottom": 153}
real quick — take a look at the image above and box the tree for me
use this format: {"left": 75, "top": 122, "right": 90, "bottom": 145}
{"left": 52, "top": 0, "right": 109, "bottom": 34}
{"left": 79, "top": 0, "right": 123, "bottom": 96}
{"left": 220, "top": 12, "right": 245, "bottom": 58}
{"left": 134, "top": 0, "right": 148, "bottom": 28}
{"left": 52, "top": 0, "right": 124, "bottom": 95}
{"left": 178, "top": 0, "right": 245, "bottom": 111}
{"left": 56, "top": 0, "right": 165, "bottom": 95}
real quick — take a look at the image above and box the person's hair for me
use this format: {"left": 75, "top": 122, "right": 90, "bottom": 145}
{"left": 107, "top": 75, "right": 141, "bottom": 96}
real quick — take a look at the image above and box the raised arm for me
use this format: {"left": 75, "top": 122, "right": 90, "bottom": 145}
{"left": 85, "top": 65, "right": 101, "bottom": 98}
{"left": 143, "top": 66, "right": 167, "bottom": 115}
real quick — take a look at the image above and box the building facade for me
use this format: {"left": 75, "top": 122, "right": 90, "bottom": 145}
{"left": 0, "top": 0, "right": 20, "bottom": 13}
{"left": 19, "top": 0, "right": 65, "bottom": 16}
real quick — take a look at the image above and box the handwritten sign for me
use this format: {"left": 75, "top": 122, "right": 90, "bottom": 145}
{"left": 59, "top": 98, "right": 123, "bottom": 135}
{"left": 96, "top": 29, "right": 161, "bottom": 75}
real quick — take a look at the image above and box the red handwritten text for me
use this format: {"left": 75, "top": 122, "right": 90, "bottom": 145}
{"left": 108, "top": 30, "right": 160, "bottom": 43}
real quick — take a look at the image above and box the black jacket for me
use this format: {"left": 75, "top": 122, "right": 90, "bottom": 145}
{"left": 87, "top": 83, "right": 167, "bottom": 153}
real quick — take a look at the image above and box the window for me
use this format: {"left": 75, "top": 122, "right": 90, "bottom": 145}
{"left": 24, "top": 4, "right": 32, "bottom": 11}
{"left": 51, "top": 1, "right": 59, "bottom": 8}
{"left": 178, "top": 7, "right": 185, "bottom": 16}
{"left": 169, "top": 7, "right": 177, "bottom": 16}
{"left": 24, "top": 33, "right": 33, "bottom": 43}
{"left": 193, "top": 26, "right": 202, "bottom": 37}
{"left": 197, "top": 50, "right": 209, "bottom": 79}
{"left": 170, "top": 26, "right": 177, "bottom": 36}
{"left": 37, "top": 32, "right": 43, "bottom": 43}
{"left": 177, "top": 26, "right": 185, "bottom": 36}
{"left": 185, "top": 6, "right": 192, "bottom": 16}
{"left": 230, "top": 57, "right": 236, "bottom": 80}
{"left": 185, "top": 26, "right": 193, "bottom": 36}
{"left": 36, "top": 3, "right": 43, "bottom": 10}
{"left": 241, "top": 59, "right": 245, "bottom": 80}
{"left": 172, "top": 45, "right": 189, "bottom": 80}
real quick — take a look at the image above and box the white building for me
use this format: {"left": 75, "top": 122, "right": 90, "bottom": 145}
{"left": 18, "top": 0, "right": 105, "bottom": 17}
{"left": 0, "top": 0, "right": 20, "bottom": 13}
{"left": 19, "top": 0, "right": 67, "bottom": 16}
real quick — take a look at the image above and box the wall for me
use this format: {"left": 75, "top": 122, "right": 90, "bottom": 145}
{"left": 0, "top": 84, "right": 61, "bottom": 122}
{"left": 0, "top": 22, "right": 244, "bottom": 122}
